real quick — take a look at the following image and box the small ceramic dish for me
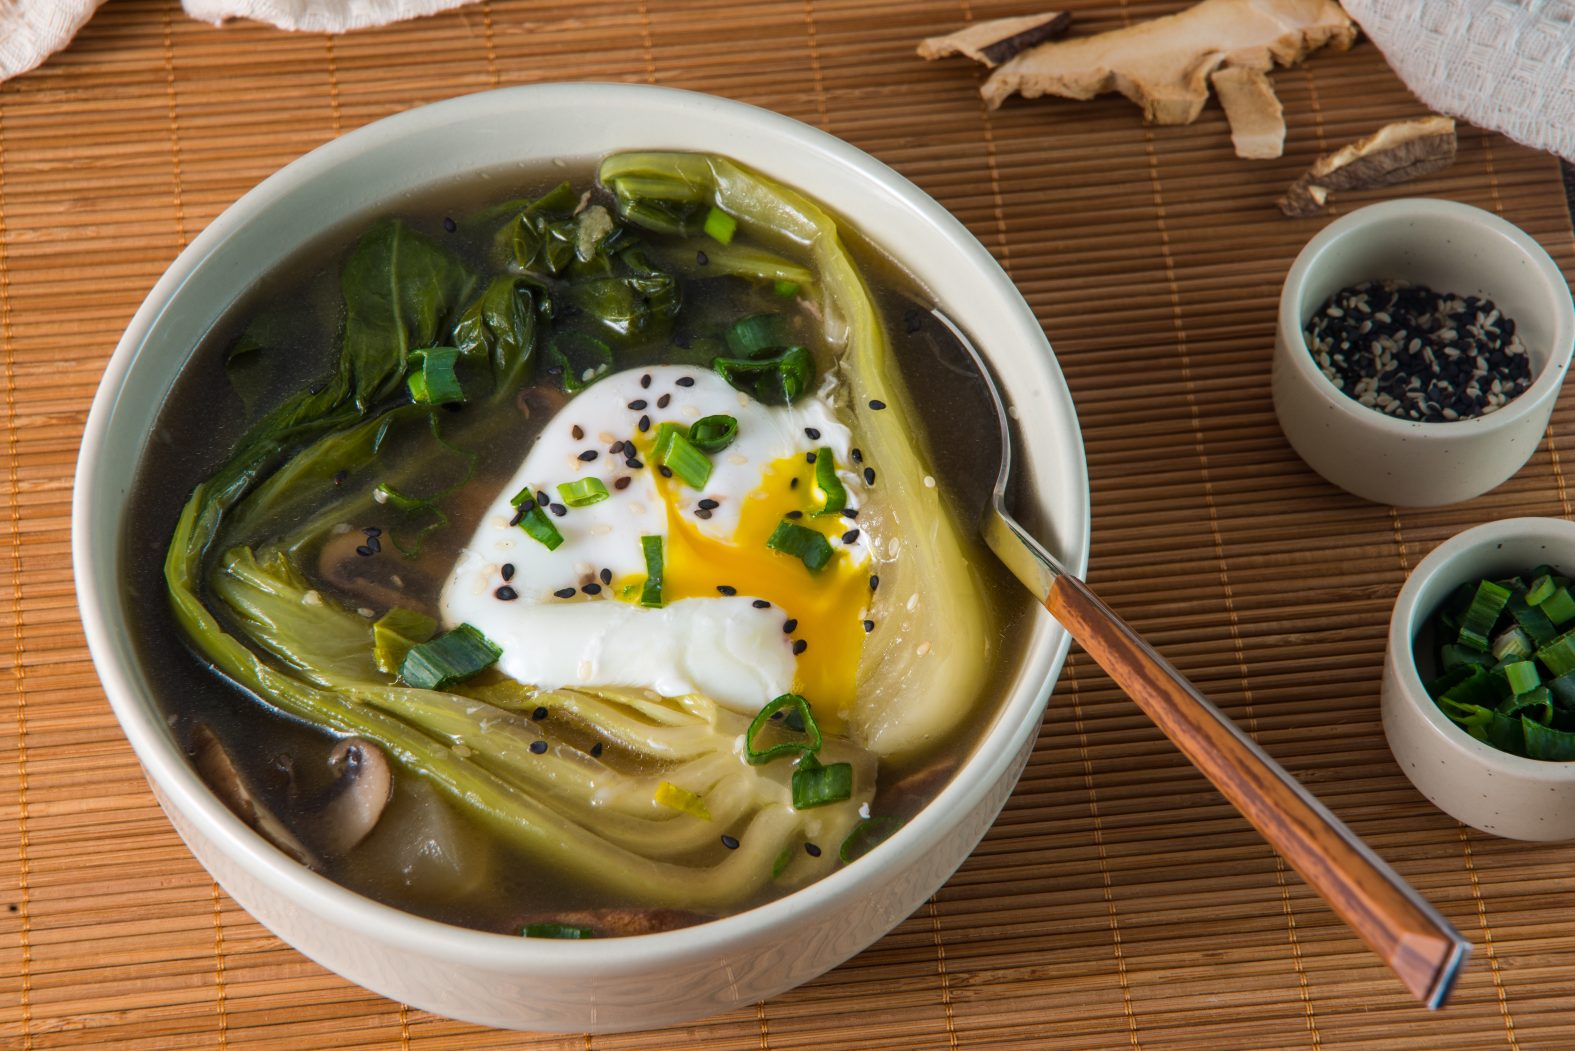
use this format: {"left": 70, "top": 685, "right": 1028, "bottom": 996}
{"left": 1273, "top": 198, "right": 1575, "bottom": 507}
{"left": 1383, "top": 517, "right": 1575, "bottom": 841}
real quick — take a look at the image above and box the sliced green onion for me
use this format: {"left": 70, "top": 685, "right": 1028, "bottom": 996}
{"left": 766, "top": 519, "right": 833, "bottom": 573}
{"left": 1508, "top": 594, "right": 1557, "bottom": 646}
{"left": 1537, "top": 628, "right": 1575, "bottom": 677}
{"left": 372, "top": 607, "right": 438, "bottom": 676}
{"left": 744, "top": 693, "right": 822, "bottom": 765}
{"left": 654, "top": 780, "right": 711, "bottom": 820}
{"left": 1492, "top": 626, "right": 1533, "bottom": 662}
{"left": 713, "top": 345, "right": 815, "bottom": 406}
{"left": 639, "top": 534, "right": 664, "bottom": 608}
{"left": 773, "top": 279, "right": 800, "bottom": 298}
{"left": 1501, "top": 685, "right": 1552, "bottom": 720}
{"left": 1504, "top": 659, "right": 1540, "bottom": 695}
{"left": 399, "top": 623, "right": 501, "bottom": 690}
{"left": 1523, "top": 717, "right": 1575, "bottom": 761}
{"left": 1549, "top": 670, "right": 1575, "bottom": 707}
{"left": 687, "top": 414, "right": 738, "bottom": 453}
{"left": 791, "top": 755, "right": 853, "bottom": 810}
{"left": 1542, "top": 586, "right": 1575, "bottom": 626}
{"left": 1441, "top": 643, "right": 1492, "bottom": 672}
{"left": 557, "top": 477, "right": 610, "bottom": 508}
{"left": 406, "top": 347, "right": 465, "bottom": 406}
{"left": 517, "top": 503, "right": 564, "bottom": 551}
{"left": 703, "top": 206, "right": 737, "bottom": 245}
{"left": 725, "top": 313, "right": 786, "bottom": 356}
{"left": 811, "top": 447, "right": 845, "bottom": 517}
{"left": 509, "top": 484, "right": 538, "bottom": 507}
{"left": 839, "top": 816, "right": 903, "bottom": 864}
{"left": 1458, "top": 579, "right": 1512, "bottom": 650}
{"left": 1439, "top": 667, "right": 1511, "bottom": 711}
{"left": 653, "top": 422, "right": 713, "bottom": 488}
{"left": 1426, "top": 664, "right": 1478, "bottom": 701}
{"left": 521, "top": 922, "right": 594, "bottom": 939}
{"left": 1527, "top": 574, "right": 1557, "bottom": 606}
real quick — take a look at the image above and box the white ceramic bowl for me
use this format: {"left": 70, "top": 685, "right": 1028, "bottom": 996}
{"left": 1273, "top": 198, "right": 1575, "bottom": 507}
{"left": 1383, "top": 517, "right": 1575, "bottom": 841}
{"left": 72, "top": 85, "right": 1090, "bottom": 1032}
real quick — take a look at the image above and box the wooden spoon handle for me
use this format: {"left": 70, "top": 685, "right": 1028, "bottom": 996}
{"left": 1047, "top": 572, "right": 1470, "bottom": 1008}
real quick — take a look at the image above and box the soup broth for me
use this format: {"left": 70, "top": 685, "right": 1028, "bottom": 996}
{"left": 125, "top": 155, "right": 1031, "bottom": 934}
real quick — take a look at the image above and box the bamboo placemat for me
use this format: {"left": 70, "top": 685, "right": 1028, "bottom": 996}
{"left": 2, "top": 1, "right": 1574, "bottom": 1047}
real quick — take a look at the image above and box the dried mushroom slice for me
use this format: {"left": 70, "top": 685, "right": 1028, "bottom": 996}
{"left": 979, "top": 0, "right": 1355, "bottom": 124}
{"left": 1278, "top": 116, "right": 1458, "bottom": 217}
{"left": 1211, "top": 66, "right": 1285, "bottom": 159}
{"left": 917, "top": 11, "right": 1071, "bottom": 69}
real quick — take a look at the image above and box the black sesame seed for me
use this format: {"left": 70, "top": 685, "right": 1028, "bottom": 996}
{"left": 532, "top": 706, "right": 548, "bottom": 720}
{"left": 550, "top": 503, "right": 567, "bottom": 517}
{"left": 677, "top": 377, "right": 696, "bottom": 388}
{"left": 771, "top": 710, "right": 785, "bottom": 721}
{"left": 698, "top": 498, "right": 719, "bottom": 510}
{"left": 805, "top": 427, "right": 821, "bottom": 439}
{"left": 720, "top": 834, "right": 740, "bottom": 850}
{"left": 869, "top": 574, "right": 880, "bottom": 591}
{"left": 537, "top": 490, "right": 550, "bottom": 506}
{"left": 582, "top": 582, "right": 603, "bottom": 596}
{"left": 617, "top": 471, "right": 635, "bottom": 485}
{"left": 571, "top": 425, "right": 584, "bottom": 440}
{"left": 805, "top": 451, "right": 817, "bottom": 464}
{"left": 442, "top": 216, "right": 457, "bottom": 233}
{"left": 578, "top": 450, "right": 599, "bottom": 462}
{"left": 863, "top": 467, "right": 876, "bottom": 485}
{"left": 697, "top": 250, "right": 710, "bottom": 266}
{"left": 804, "top": 842, "right": 822, "bottom": 858}
{"left": 789, "top": 477, "right": 799, "bottom": 489}
{"left": 695, "top": 508, "right": 713, "bottom": 520}
{"left": 554, "top": 587, "right": 577, "bottom": 599}
{"left": 639, "top": 415, "right": 651, "bottom": 433}
{"left": 355, "top": 544, "right": 374, "bottom": 557}
{"left": 868, "top": 399, "right": 886, "bottom": 410}
{"left": 627, "top": 400, "right": 648, "bottom": 411}
{"left": 365, "top": 536, "right": 381, "bottom": 553}
{"left": 863, "top": 619, "right": 875, "bottom": 633}
{"left": 752, "top": 599, "right": 771, "bottom": 609}
{"left": 785, "top": 510, "right": 803, "bottom": 519}
{"left": 851, "top": 448, "right": 863, "bottom": 463}
{"left": 782, "top": 618, "right": 798, "bottom": 633}
{"left": 842, "top": 529, "right": 860, "bottom": 544}
{"left": 530, "top": 740, "right": 548, "bottom": 755}
{"left": 717, "top": 585, "right": 738, "bottom": 596}
{"left": 841, "top": 508, "right": 858, "bottom": 520}
{"left": 626, "top": 457, "right": 643, "bottom": 470}
{"left": 641, "top": 373, "right": 652, "bottom": 388}
{"left": 658, "top": 465, "right": 672, "bottom": 478}
{"left": 610, "top": 441, "right": 625, "bottom": 455}
{"left": 600, "top": 568, "right": 612, "bottom": 585}
{"left": 363, "top": 526, "right": 382, "bottom": 537}
{"left": 501, "top": 563, "right": 516, "bottom": 581}
{"left": 590, "top": 742, "right": 604, "bottom": 758}
{"left": 657, "top": 393, "right": 671, "bottom": 409}
{"left": 792, "top": 639, "right": 808, "bottom": 655}
{"left": 509, "top": 507, "right": 526, "bottom": 527}
{"left": 495, "top": 585, "right": 518, "bottom": 601}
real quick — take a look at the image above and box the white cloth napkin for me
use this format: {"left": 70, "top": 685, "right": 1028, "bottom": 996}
{"left": 0, "top": 0, "right": 480, "bottom": 81}
{"left": 1341, "top": 0, "right": 1575, "bottom": 162}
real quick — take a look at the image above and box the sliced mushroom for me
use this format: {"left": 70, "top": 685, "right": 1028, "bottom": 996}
{"left": 917, "top": 12, "right": 1071, "bottom": 69}
{"left": 1211, "top": 66, "right": 1285, "bottom": 159}
{"left": 315, "top": 737, "right": 394, "bottom": 855}
{"left": 191, "top": 724, "right": 316, "bottom": 867}
{"left": 1278, "top": 115, "right": 1457, "bottom": 217}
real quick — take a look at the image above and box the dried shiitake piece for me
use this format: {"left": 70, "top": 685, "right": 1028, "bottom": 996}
{"left": 1211, "top": 66, "right": 1285, "bottom": 159}
{"left": 917, "top": 12, "right": 1071, "bottom": 69}
{"left": 1278, "top": 115, "right": 1458, "bottom": 217}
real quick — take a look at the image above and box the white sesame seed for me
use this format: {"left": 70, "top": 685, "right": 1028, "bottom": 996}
{"left": 331, "top": 522, "right": 352, "bottom": 535}
{"left": 917, "top": 641, "right": 931, "bottom": 656}
{"left": 302, "top": 590, "right": 323, "bottom": 607}
{"left": 923, "top": 475, "right": 936, "bottom": 488}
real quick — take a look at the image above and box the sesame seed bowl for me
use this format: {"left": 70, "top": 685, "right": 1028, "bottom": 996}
{"left": 1272, "top": 198, "right": 1575, "bottom": 507}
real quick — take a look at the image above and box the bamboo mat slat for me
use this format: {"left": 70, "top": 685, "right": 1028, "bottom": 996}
{"left": 2, "top": 0, "right": 1574, "bottom": 1047}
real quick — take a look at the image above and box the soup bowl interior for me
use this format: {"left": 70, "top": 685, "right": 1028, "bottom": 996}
{"left": 73, "top": 84, "right": 1089, "bottom": 1032}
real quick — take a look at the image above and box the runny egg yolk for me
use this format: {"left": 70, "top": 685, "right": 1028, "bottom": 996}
{"left": 626, "top": 454, "right": 868, "bottom": 727}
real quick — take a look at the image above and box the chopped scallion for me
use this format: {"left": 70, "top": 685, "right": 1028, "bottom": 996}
{"left": 1492, "top": 626, "right": 1533, "bottom": 662}
{"left": 766, "top": 519, "right": 833, "bottom": 572}
{"left": 521, "top": 922, "right": 594, "bottom": 939}
{"left": 639, "top": 534, "right": 664, "bottom": 608}
{"left": 517, "top": 503, "right": 564, "bottom": 550}
{"left": 1542, "top": 586, "right": 1575, "bottom": 626}
{"left": 1509, "top": 593, "right": 1557, "bottom": 646}
{"left": 713, "top": 344, "right": 815, "bottom": 406}
{"left": 1537, "top": 629, "right": 1575, "bottom": 677}
{"left": 744, "top": 693, "right": 822, "bottom": 765}
{"left": 1504, "top": 659, "right": 1540, "bottom": 695}
{"left": 654, "top": 780, "right": 711, "bottom": 820}
{"left": 811, "top": 446, "right": 845, "bottom": 516}
{"left": 1458, "top": 579, "right": 1512, "bottom": 650}
{"left": 703, "top": 206, "right": 737, "bottom": 245}
{"left": 791, "top": 755, "right": 853, "bottom": 809}
{"left": 372, "top": 607, "right": 438, "bottom": 676}
{"left": 399, "top": 623, "right": 501, "bottom": 690}
{"left": 725, "top": 313, "right": 786, "bottom": 357}
{"left": 1527, "top": 574, "right": 1557, "bottom": 606}
{"left": 1441, "top": 643, "right": 1492, "bottom": 672}
{"left": 653, "top": 422, "right": 712, "bottom": 488}
{"left": 557, "top": 477, "right": 610, "bottom": 507}
{"left": 406, "top": 347, "right": 465, "bottom": 406}
{"left": 686, "top": 414, "right": 738, "bottom": 454}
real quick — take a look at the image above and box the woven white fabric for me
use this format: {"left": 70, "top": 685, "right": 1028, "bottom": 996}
{"left": 1342, "top": 0, "right": 1575, "bottom": 162}
{"left": 0, "top": 0, "right": 480, "bottom": 81}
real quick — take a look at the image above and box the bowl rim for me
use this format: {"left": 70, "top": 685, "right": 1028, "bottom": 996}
{"left": 71, "top": 82, "right": 1092, "bottom": 974}
{"left": 1277, "top": 197, "right": 1575, "bottom": 437}
{"left": 1388, "top": 515, "right": 1575, "bottom": 779}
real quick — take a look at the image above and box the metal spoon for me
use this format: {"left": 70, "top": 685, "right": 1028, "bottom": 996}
{"left": 913, "top": 306, "right": 1470, "bottom": 1009}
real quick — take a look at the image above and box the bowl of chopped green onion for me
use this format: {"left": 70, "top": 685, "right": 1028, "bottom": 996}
{"left": 1384, "top": 517, "right": 1575, "bottom": 840}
